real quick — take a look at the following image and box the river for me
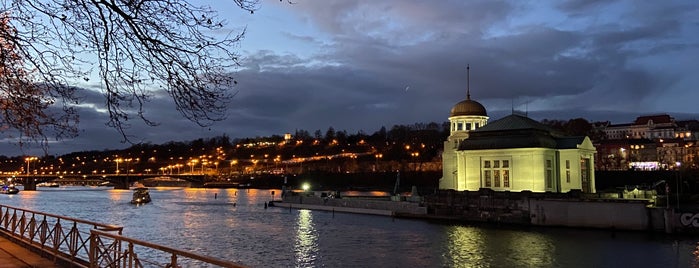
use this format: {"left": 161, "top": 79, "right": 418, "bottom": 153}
{"left": 1, "top": 186, "right": 696, "bottom": 267}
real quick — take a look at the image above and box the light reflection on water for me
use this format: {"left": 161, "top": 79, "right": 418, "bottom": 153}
{"left": 295, "top": 210, "right": 318, "bottom": 266}
{"left": 0, "top": 186, "right": 697, "bottom": 267}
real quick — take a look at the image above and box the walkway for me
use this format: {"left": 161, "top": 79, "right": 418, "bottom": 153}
{"left": 0, "top": 235, "right": 61, "bottom": 268}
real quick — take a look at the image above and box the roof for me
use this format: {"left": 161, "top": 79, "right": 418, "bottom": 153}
{"left": 634, "top": 114, "right": 674, "bottom": 125}
{"left": 471, "top": 114, "right": 559, "bottom": 134}
{"left": 450, "top": 98, "right": 487, "bottom": 117}
{"left": 458, "top": 114, "right": 586, "bottom": 150}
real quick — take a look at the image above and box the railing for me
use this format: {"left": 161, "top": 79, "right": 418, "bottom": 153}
{"left": 0, "top": 204, "right": 123, "bottom": 267}
{"left": 90, "top": 229, "right": 246, "bottom": 268}
{"left": 0, "top": 204, "right": 247, "bottom": 268}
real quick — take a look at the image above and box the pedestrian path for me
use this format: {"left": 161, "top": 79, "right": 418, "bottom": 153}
{"left": 0, "top": 235, "right": 61, "bottom": 268}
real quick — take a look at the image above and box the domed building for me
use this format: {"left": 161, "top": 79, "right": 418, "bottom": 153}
{"left": 439, "top": 67, "right": 596, "bottom": 193}
{"left": 439, "top": 67, "right": 489, "bottom": 190}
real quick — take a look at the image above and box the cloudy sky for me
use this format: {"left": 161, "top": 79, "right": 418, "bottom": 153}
{"left": 6, "top": 0, "right": 699, "bottom": 156}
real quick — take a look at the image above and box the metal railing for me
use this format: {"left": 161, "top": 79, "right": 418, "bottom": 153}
{"left": 0, "top": 204, "right": 123, "bottom": 267}
{"left": 90, "top": 229, "right": 246, "bottom": 268}
{"left": 0, "top": 204, "right": 246, "bottom": 268}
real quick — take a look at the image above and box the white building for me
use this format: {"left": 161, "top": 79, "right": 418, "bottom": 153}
{"left": 439, "top": 92, "right": 596, "bottom": 193}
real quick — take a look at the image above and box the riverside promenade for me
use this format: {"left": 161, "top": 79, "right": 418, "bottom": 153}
{"left": 0, "top": 235, "right": 60, "bottom": 268}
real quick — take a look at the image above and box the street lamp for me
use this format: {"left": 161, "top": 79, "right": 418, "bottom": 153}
{"left": 25, "top": 156, "right": 38, "bottom": 176}
{"left": 115, "top": 158, "right": 123, "bottom": 174}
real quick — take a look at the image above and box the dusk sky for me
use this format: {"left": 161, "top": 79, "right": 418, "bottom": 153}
{"left": 6, "top": 0, "right": 699, "bottom": 157}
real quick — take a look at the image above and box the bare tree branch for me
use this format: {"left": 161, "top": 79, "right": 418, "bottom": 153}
{"left": 0, "top": 0, "right": 259, "bottom": 152}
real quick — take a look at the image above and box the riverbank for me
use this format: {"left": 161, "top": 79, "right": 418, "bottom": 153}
{"left": 274, "top": 189, "right": 698, "bottom": 234}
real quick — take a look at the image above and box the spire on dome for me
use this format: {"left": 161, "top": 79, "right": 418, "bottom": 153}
{"left": 466, "top": 64, "right": 471, "bottom": 100}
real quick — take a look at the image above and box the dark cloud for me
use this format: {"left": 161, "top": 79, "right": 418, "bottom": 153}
{"left": 2, "top": 0, "right": 697, "bottom": 157}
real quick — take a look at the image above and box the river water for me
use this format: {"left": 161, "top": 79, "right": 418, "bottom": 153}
{"left": 1, "top": 186, "right": 697, "bottom": 267}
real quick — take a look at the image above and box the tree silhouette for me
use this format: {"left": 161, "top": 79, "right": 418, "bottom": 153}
{"left": 0, "top": 13, "right": 77, "bottom": 149}
{"left": 1, "top": 0, "right": 258, "bottom": 150}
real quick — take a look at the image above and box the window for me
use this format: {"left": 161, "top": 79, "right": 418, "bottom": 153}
{"left": 484, "top": 170, "right": 492, "bottom": 187}
{"left": 457, "top": 122, "right": 463, "bottom": 130}
{"left": 483, "top": 158, "right": 510, "bottom": 189}
{"left": 493, "top": 170, "right": 500, "bottom": 187}
{"left": 565, "top": 160, "right": 571, "bottom": 183}
{"left": 545, "top": 159, "right": 553, "bottom": 188}
{"left": 503, "top": 170, "right": 510, "bottom": 187}
{"left": 466, "top": 123, "right": 472, "bottom": 130}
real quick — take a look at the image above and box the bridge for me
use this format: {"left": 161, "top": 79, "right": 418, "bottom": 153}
{"left": 8, "top": 174, "right": 209, "bottom": 190}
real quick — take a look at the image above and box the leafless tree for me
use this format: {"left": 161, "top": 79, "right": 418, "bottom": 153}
{"left": 0, "top": 0, "right": 259, "bottom": 152}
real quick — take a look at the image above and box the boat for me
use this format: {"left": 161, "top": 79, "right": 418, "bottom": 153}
{"left": 0, "top": 185, "right": 19, "bottom": 194}
{"left": 131, "top": 187, "right": 151, "bottom": 204}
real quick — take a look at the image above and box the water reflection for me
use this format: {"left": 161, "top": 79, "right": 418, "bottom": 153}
{"left": 443, "top": 226, "right": 487, "bottom": 267}
{"left": 295, "top": 209, "right": 318, "bottom": 267}
{"left": 504, "top": 230, "right": 555, "bottom": 267}
{"left": 1, "top": 187, "right": 696, "bottom": 267}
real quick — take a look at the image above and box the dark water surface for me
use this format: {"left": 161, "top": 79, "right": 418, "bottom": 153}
{"left": 1, "top": 186, "right": 696, "bottom": 267}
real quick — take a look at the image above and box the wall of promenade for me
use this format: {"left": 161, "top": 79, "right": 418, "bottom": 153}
{"left": 279, "top": 189, "right": 699, "bottom": 233}
{"left": 281, "top": 194, "right": 428, "bottom": 215}
{"left": 425, "top": 189, "right": 679, "bottom": 232}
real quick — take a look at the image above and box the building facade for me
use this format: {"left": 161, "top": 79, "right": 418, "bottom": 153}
{"left": 595, "top": 114, "right": 699, "bottom": 170}
{"left": 439, "top": 92, "right": 596, "bottom": 193}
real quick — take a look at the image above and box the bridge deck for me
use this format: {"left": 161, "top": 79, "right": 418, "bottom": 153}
{"left": 0, "top": 234, "right": 61, "bottom": 267}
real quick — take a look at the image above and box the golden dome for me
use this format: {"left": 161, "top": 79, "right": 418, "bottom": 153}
{"left": 450, "top": 99, "right": 487, "bottom": 117}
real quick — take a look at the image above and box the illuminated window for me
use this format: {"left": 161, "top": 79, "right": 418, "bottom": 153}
{"left": 503, "top": 170, "right": 510, "bottom": 187}
{"left": 545, "top": 159, "right": 553, "bottom": 188}
{"left": 483, "top": 159, "right": 510, "bottom": 189}
{"left": 484, "top": 170, "right": 492, "bottom": 187}
{"left": 494, "top": 170, "right": 500, "bottom": 187}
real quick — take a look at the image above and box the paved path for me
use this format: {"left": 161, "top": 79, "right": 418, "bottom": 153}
{"left": 0, "top": 235, "right": 61, "bottom": 268}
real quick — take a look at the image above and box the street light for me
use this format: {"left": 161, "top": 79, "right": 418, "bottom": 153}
{"left": 25, "top": 156, "right": 38, "bottom": 176}
{"left": 115, "top": 158, "right": 123, "bottom": 174}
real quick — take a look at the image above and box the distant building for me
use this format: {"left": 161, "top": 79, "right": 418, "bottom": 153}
{"left": 595, "top": 114, "right": 699, "bottom": 170}
{"left": 439, "top": 68, "right": 596, "bottom": 193}
{"left": 602, "top": 114, "right": 696, "bottom": 140}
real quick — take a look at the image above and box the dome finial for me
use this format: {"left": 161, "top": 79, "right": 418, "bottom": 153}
{"left": 466, "top": 64, "right": 471, "bottom": 100}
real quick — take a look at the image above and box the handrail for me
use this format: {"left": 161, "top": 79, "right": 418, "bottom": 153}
{"left": 0, "top": 204, "right": 123, "bottom": 231}
{"left": 0, "top": 204, "right": 247, "bottom": 268}
{"left": 90, "top": 229, "right": 247, "bottom": 268}
{"left": 0, "top": 204, "right": 123, "bottom": 267}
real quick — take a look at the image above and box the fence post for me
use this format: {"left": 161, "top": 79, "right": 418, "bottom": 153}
{"left": 89, "top": 230, "right": 97, "bottom": 268}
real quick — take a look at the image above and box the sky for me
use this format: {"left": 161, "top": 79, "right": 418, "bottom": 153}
{"left": 5, "top": 0, "right": 699, "bottom": 157}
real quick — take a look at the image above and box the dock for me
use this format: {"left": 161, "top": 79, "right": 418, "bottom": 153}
{"left": 0, "top": 234, "right": 61, "bottom": 267}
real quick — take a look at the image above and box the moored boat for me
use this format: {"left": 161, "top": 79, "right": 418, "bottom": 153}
{"left": 0, "top": 185, "right": 19, "bottom": 194}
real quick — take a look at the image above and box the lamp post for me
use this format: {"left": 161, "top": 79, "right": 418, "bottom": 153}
{"left": 25, "top": 156, "right": 37, "bottom": 176}
{"left": 115, "top": 158, "right": 122, "bottom": 174}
